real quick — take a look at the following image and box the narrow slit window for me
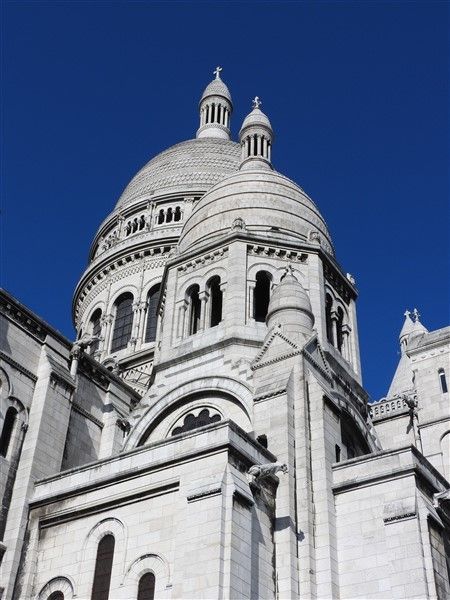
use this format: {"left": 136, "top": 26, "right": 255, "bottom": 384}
{"left": 253, "top": 271, "right": 272, "bottom": 322}
{"left": 208, "top": 276, "right": 222, "bottom": 327}
{"left": 145, "top": 284, "right": 161, "bottom": 343}
{"left": 439, "top": 369, "right": 448, "bottom": 394}
{"left": 187, "top": 285, "right": 201, "bottom": 335}
{"left": 325, "top": 294, "right": 333, "bottom": 345}
{"left": 89, "top": 308, "right": 102, "bottom": 355}
{"left": 0, "top": 406, "right": 17, "bottom": 457}
{"left": 91, "top": 534, "right": 115, "bottom": 600}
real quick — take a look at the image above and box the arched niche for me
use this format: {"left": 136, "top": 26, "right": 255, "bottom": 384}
{"left": 123, "top": 377, "right": 253, "bottom": 450}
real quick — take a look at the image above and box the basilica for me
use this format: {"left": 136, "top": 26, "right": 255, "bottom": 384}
{"left": 0, "top": 69, "right": 449, "bottom": 600}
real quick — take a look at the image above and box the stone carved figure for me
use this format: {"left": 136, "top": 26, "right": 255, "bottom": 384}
{"left": 248, "top": 462, "right": 288, "bottom": 482}
{"left": 231, "top": 217, "right": 246, "bottom": 231}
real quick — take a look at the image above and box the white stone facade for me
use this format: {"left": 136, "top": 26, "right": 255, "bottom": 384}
{"left": 1, "top": 70, "right": 449, "bottom": 599}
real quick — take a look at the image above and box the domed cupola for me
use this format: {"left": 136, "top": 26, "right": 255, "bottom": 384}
{"left": 266, "top": 265, "right": 315, "bottom": 340}
{"left": 239, "top": 97, "right": 274, "bottom": 171}
{"left": 197, "top": 67, "right": 233, "bottom": 140}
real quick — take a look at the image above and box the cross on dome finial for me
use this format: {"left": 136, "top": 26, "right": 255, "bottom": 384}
{"left": 253, "top": 96, "right": 262, "bottom": 109}
{"left": 213, "top": 66, "right": 222, "bottom": 80}
{"left": 413, "top": 308, "right": 420, "bottom": 322}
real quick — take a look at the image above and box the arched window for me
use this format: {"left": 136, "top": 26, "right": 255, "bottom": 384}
{"left": 48, "top": 592, "right": 64, "bottom": 600}
{"left": 166, "top": 207, "right": 173, "bottom": 223}
{"left": 137, "top": 572, "right": 156, "bottom": 600}
{"left": 89, "top": 308, "right": 102, "bottom": 355}
{"left": 253, "top": 271, "right": 272, "bottom": 322}
{"left": 145, "top": 284, "right": 161, "bottom": 343}
{"left": 336, "top": 307, "right": 344, "bottom": 352}
{"left": 0, "top": 406, "right": 17, "bottom": 457}
{"left": 91, "top": 534, "right": 115, "bottom": 600}
{"left": 187, "top": 285, "right": 201, "bottom": 335}
{"left": 111, "top": 293, "right": 134, "bottom": 352}
{"left": 208, "top": 276, "right": 222, "bottom": 327}
{"left": 174, "top": 206, "right": 181, "bottom": 222}
{"left": 139, "top": 215, "right": 145, "bottom": 230}
{"left": 325, "top": 294, "right": 333, "bottom": 345}
{"left": 157, "top": 209, "right": 164, "bottom": 224}
{"left": 439, "top": 369, "right": 448, "bottom": 394}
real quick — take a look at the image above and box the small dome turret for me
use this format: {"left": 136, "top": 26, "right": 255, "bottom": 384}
{"left": 197, "top": 67, "right": 233, "bottom": 140}
{"left": 239, "top": 97, "right": 274, "bottom": 171}
{"left": 266, "top": 265, "right": 314, "bottom": 340}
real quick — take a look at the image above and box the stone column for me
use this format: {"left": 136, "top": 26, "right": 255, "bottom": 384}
{"left": 199, "top": 291, "right": 208, "bottom": 331}
{"left": 102, "top": 314, "right": 114, "bottom": 355}
{"left": 330, "top": 309, "right": 339, "bottom": 348}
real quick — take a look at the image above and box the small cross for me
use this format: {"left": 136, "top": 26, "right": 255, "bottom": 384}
{"left": 253, "top": 96, "right": 261, "bottom": 109}
{"left": 413, "top": 308, "right": 420, "bottom": 322}
{"left": 213, "top": 66, "right": 222, "bottom": 80}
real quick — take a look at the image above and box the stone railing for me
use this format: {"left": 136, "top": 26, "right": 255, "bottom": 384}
{"left": 369, "top": 397, "right": 410, "bottom": 421}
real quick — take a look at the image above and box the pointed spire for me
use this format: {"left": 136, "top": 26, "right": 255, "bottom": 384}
{"left": 410, "top": 307, "right": 428, "bottom": 339}
{"left": 239, "top": 97, "right": 274, "bottom": 171}
{"left": 197, "top": 67, "right": 232, "bottom": 140}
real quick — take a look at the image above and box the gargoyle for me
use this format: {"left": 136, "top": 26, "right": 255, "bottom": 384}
{"left": 248, "top": 462, "right": 288, "bottom": 482}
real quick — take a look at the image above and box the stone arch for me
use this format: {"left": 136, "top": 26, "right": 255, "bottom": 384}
{"left": 123, "top": 376, "right": 253, "bottom": 450}
{"left": 142, "top": 276, "right": 163, "bottom": 299}
{"left": 108, "top": 285, "right": 138, "bottom": 313}
{"left": 248, "top": 261, "right": 278, "bottom": 284}
{"left": 154, "top": 400, "right": 225, "bottom": 441}
{"left": 0, "top": 366, "right": 11, "bottom": 400}
{"left": 86, "top": 300, "right": 106, "bottom": 323}
{"left": 121, "top": 553, "right": 171, "bottom": 598}
{"left": 76, "top": 517, "right": 127, "bottom": 598}
{"left": 36, "top": 576, "right": 75, "bottom": 600}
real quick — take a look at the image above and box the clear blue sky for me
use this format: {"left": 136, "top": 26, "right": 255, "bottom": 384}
{"left": 1, "top": 1, "right": 449, "bottom": 400}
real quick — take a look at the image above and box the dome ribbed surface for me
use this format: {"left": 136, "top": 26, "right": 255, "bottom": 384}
{"left": 240, "top": 108, "right": 272, "bottom": 132}
{"left": 179, "top": 170, "right": 334, "bottom": 255}
{"left": 200, "top": 79, "right": 232, "bottom": 102}
{"left": 268, "top": 273, "right": 313, "bottom": 317}
{"left": 115, "top": 139, "right": 240, "bottom": 208}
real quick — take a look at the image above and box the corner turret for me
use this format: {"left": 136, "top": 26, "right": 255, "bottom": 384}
{"left": 239, "top": 97, "right": 274, "bottom": 171}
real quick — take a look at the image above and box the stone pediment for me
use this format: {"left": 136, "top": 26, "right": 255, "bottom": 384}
{"left": 302, "top": 335, "right": 332, "bottom": 379}
{"left": 251, "top": 325, "right": 301, "bottom": 370}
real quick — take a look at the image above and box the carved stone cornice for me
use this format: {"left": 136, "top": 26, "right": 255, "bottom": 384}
{"left": 248, "top": 244, "right": 308, "bottom": 263}
{"left": 0, "top": 350, "right": 38, "bottom": 382}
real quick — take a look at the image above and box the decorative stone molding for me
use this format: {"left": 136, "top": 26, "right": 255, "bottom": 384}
{"left": 0, "top": 350, "right": 38, "bottom": 382}
{"left": 71, "top": 401, "right": 104, "bottom": 429}
{"left": 248, "top": 244, "right": 308, "bottom": 263}
{"left": 323, "top": 261, "right": 353, "bottom": 305}
{"left": 369, "top": 396, "right": 411, "bottom": 421}
{"left": 177, "top": 246, "right": 228, "bottom": 274}
{"left": 36, "top": 576, "right": 75, "bottom": 600}
{"left": 0, "top": 296, "right": 46, "bottom": 341}
{"left": 383, "top": 498, "right": 416, "bottom": 523}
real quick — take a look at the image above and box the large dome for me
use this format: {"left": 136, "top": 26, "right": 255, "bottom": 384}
{"left": 115, "top": 138, "right": 240, "bottom": 208}
{"left": 178, "top": 169, "right": 334, "bottom": 255}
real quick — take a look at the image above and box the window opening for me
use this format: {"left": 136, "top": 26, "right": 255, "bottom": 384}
{"left": 48, "top": 593, "right": 64, "bottom": 600}
{"left": 157, "top": 209, "right": 164, "bottom": 224}
{"left": 253, "top": 271, "right": 272, "bottom": 322}
{"left": 208, "top": 276, "right": 222, "bottom": 327}
{"left": 0, "top": 407, "right": 17, "bottom": 457}
{"left": 90, "top": 308, "right": 102, "bottom": 354}
{"left": 145, "top": 284, "right": 161, "bottom": 343}
{"left": 166, "top": 207, "right": 173, "bottom": 223}
{"left": 172, "top": 409, "right": 221, "bottom": 436}
{"left": 137, "top": 572, "right": 156, "bottom": 600}
{"left": 111, "top": 293, "right": 134, "bottom": 352}
{"left": 188, "top": 285, "right": 201, "bottom": 335}
{"left": 91, "top": 534, "right": 115, "bottom": 600}
{"left": 439, "top": 369, "right": 448, "bottom": 394}
{"left": 336, "top": 307, "right": 344, "bottom": 352}
{"left": 174, "top": 206, "right": 182, "bottom": 222}
{"left": 325, "top": 294, "right": 333, "bottom": 345}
